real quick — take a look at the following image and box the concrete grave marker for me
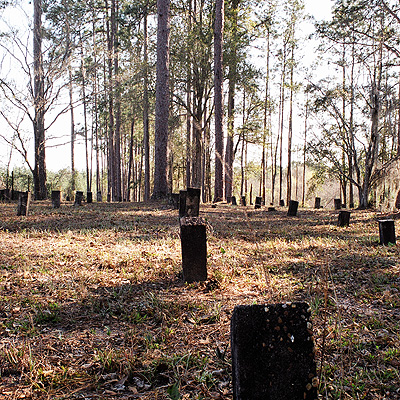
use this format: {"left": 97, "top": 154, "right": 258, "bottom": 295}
{"left": 51, "top": 190, "right": 61, "bottom": 208}
{"left": 287, "top": 200, "right": 299, "bottom": 216}
{"left": 334, "top": 198, "right": 342, "bottom": 210}
{"left": 314, "top": 197, "right": 321, "bottom": 209}
{"left": 255, "top": 196, "right": 262, "bottom": 209}
{"left": 231, "top": 303, "right": 318, "bottom": 400}
{"left": 231, "top": 196, "right": 237, "bottom": 206}
{"left": 338, "top": 210, "right": 350, "bottom": 227}
{"left": 74, "top": 191, "right": 84, "bottom": 206}
{"left": 87, "top": 192, "right": 93, "bottom": 204}
{"left": 378, "top": 219, "right": 396, "bottom": 245}
{"left": 180, "top": 216, "right": 207, "bottom": 283}
{"left": 17, "top": 192, "right": 31, "bottom": 216}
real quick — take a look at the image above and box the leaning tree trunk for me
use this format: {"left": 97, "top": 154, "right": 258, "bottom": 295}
{"left": 153, "top": 0, "right": 170, "bottom": 199}
{"left": 33, "top": 0, "right": 47, "bottom": 200}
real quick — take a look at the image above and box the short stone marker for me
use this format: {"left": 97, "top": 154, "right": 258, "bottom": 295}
{"left": 338, "top": 210, "right": 350, "bottom": 227}
{"left": 287, "top": 200, "right": 299, "bottom": 216}
{"left": 51, "top": 190, "right": 61, "bottom": 208}
{"left": 268, "top": 207, "right": 276, "bottom": 212}
{"left": 231, "top": 303, "right": 318, "bottom": 400}
{"left": 334, "top": 198, "right": 342, "bottom": 210}
{"left": 179, "top": 188, "right": 200, "bottom": 218}
{"left": 240, "top": 196, "right": 246, "bottom": 206}
{"left": 17, "top": 192, "right": 31, "bottom": 216}
{"left": 279, "top": 199, "right": 285, "bottom": 207}
{"left": 180, "top": 216, "right": 207, "bottom": 283}
{"left": 74, "top": 191, "right": 84, "bottom": 206}
{"left": 227, "top": 196, "right": 232, "bottom": 204}
{"left": 255, "top": 196, "right": 262, "bottom": 209}
{"left": 87, "top": 192, "right": 93, "bottom": 204}
{"left": 97, "top": 191, "right": 102, "bottom": 202}
{"left": 170, "top": 193, "right": 180, "bottom": 209}
{"left": 314, "top": 197, "right": 321, "bottom": 209}
{"left": 231, "top": 196, "right": 237, "bottom": 206}
{"left": 378, "top": 219, "right": 396, "bottom": 245}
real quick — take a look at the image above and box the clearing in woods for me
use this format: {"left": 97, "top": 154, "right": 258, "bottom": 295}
{"left": 0, "top": 200, "right": 399, "bottom": 399}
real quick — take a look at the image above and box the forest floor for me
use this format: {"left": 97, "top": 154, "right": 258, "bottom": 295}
{"left": 0, "top": 199, "right": 399, "bottom": 400}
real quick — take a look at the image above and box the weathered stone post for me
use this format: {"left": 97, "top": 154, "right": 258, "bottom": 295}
{"left": 171, "top": 193, "right": 180, "bottom": 209}
{"left": 314, "top": 197, "right": 321, "bottom": 209}
{"left": 180, "top": 216, "right": 207, "bottom": 283}
{"left": 279, "top": 199, "right": 285, "bottom": 207}
{"left": 338, "top": 211, "right": 350, "bottom": 227}
{"left": 17, "top": 192, "right": 31, "bottom": 216}
{"left": 255, "top": 196, "right": 262, "bottom": 209}
{"left": 74, "top": 191, "right": 84, "bottom": 206}
{"left": 87, "top": 192, "right": 93, "bottom": 204}
{"left": 97, "top": 191, "right": 102, "bottom": 202}
{"left": 231, "top": 196, "right": 237, "bottom": 206}
{"left": 51, "top": 190, "right": 61, "bottom": 208}
{"left": 287, "top": 200, "right": 299, "bottom": 216}
{"left": 227, "top": 196, "right": 232, "bottom": 204}
{"left": 334, "top": 198, "right": 342, "bottom": 210}
{"left": 231, "top": 303, "right": 318, "bottom": 400}
{"left": 378, "top": 219, "right": 396, "bottom": 245}
{"left": 179, "top": 188, "right": 200, "bottom": 218}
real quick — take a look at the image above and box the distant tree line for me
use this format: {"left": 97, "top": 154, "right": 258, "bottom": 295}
{"left": 1, "top": 0, "right": 400, "bottom": 209}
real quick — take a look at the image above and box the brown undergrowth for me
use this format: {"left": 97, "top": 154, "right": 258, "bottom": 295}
{"left": 0, "top": 200, "right": 399, "bottom": 399}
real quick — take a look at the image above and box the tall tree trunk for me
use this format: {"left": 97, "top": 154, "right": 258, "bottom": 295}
{"left": 262, "top": 30, "right": 270, "bottom": 201}
{"left": 186, "top": 0, "right": 192, "bottom": 189}
{"left": 112, "top": 0, "right": 122, "bottom": 201}
{"left": 287, "top": 44, "right": 294, "bottom": 204}
{"left": 33, "top": 0, "right": 47, "bottom": 200}
{"left": 127, "top": 119, "right": 135, "bottom": 202}
{"left": 214, "top": 0, "right": 224, "bottom": 202}
{"left": 143, "top": 9, "right": 150, "bottom": 201}
{"left": 278, "top": 42, "right": 287, "bottom": 204}
{"left": 302, "top": 95, "right": 308, "bottom": 207}
{"left": 153, "top": 0, "right": 170, "bottom": 198}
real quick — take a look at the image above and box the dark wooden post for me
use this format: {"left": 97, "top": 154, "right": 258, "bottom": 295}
{"left": 314, "top": 197, "right": 321, "bottom": 209}
{"left": 334, "top": 198, "right": 341, "bottom": 210}
{"left": 287, "top": 200, "right": 299, "bottom": 216}
{"left": 241, "top": 196, "right": 246, "bottom": 206}
{"left": 180, "top": 216, "right": 207, "bottom": 282}
{"left": 231, "top": 196, "right": 237, "bottom": 206}
{"left": 97, "top": 191, "right": 102, "bottom": 202}
{"left": 231, "top": 303, "right": 318, "bottom": 400}
{"left": 51, "top": 190, "right": 61, "bottom": 208}
{"left": 87, "top": 192, "right": 93, "bottom": 204}
{"left": 255, "top": 196, "right": 262, "bottom": 209}
{"left": 378, "top": 219, "right": 396, "bottom": 245}
{"left": 280, "top": 199, "right": 285, "bottom": 207}
{"left": 338, "top": 211, "right": 350, "bottom": 227}
{"left": 74, "top": 191, "right": 84, "bottom": 206}
{"left": 17, "top": 192, "right": 31, "bottom": 216}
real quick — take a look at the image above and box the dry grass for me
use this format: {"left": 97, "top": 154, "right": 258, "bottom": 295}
{"left": 0, "top": 200, "right": 399, "bottom": 399}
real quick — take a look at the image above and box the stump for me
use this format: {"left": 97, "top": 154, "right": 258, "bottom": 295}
{"left": 97, "top": 191, "right": 102, "bottom": 202}
{"left": 231, "top": 303, "right": 318, "bottom": 400}
{"left": 378, "top": 219, "right": 396, "bottom": 245}
{"left": 17, "top": 192, "right": 31, "bottom": 216}
{"left": 279, "top": 199, "right": 285, "bottom": 207}
{"left": 255, "top": 196, "right": 262, "bottom": 209}
{"left": 180, "top": 217, "right": 207, "bottom": 283}
{"left": 314, "top": 197, "right": 321, "bottom": 209}
{"left": 334, "top": 198, "right": 342, "bottom": 210}
{"left": 241, "top": 196, "right": 246, "bottom": 207}
{"left": 87, "top": 192, "right": 93, "bottom": 204}
{"left": 231, "top": 196, "right": 237, "bottom": 206}
{"left": 338, "top": 211, "right": 350, "bottom": 227}
{"left": 287, "top": 200, "right": 299, "bottom": 217}
{"left": 51, "top": 190, "right": 61, "bottom": 208}
{"left": 74, "top": 191, "right": 84, "bottom": 206}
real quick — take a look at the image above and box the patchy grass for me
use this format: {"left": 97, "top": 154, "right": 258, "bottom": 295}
{"left": 0, "top": 200, "right": 399, "bottom": 399}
